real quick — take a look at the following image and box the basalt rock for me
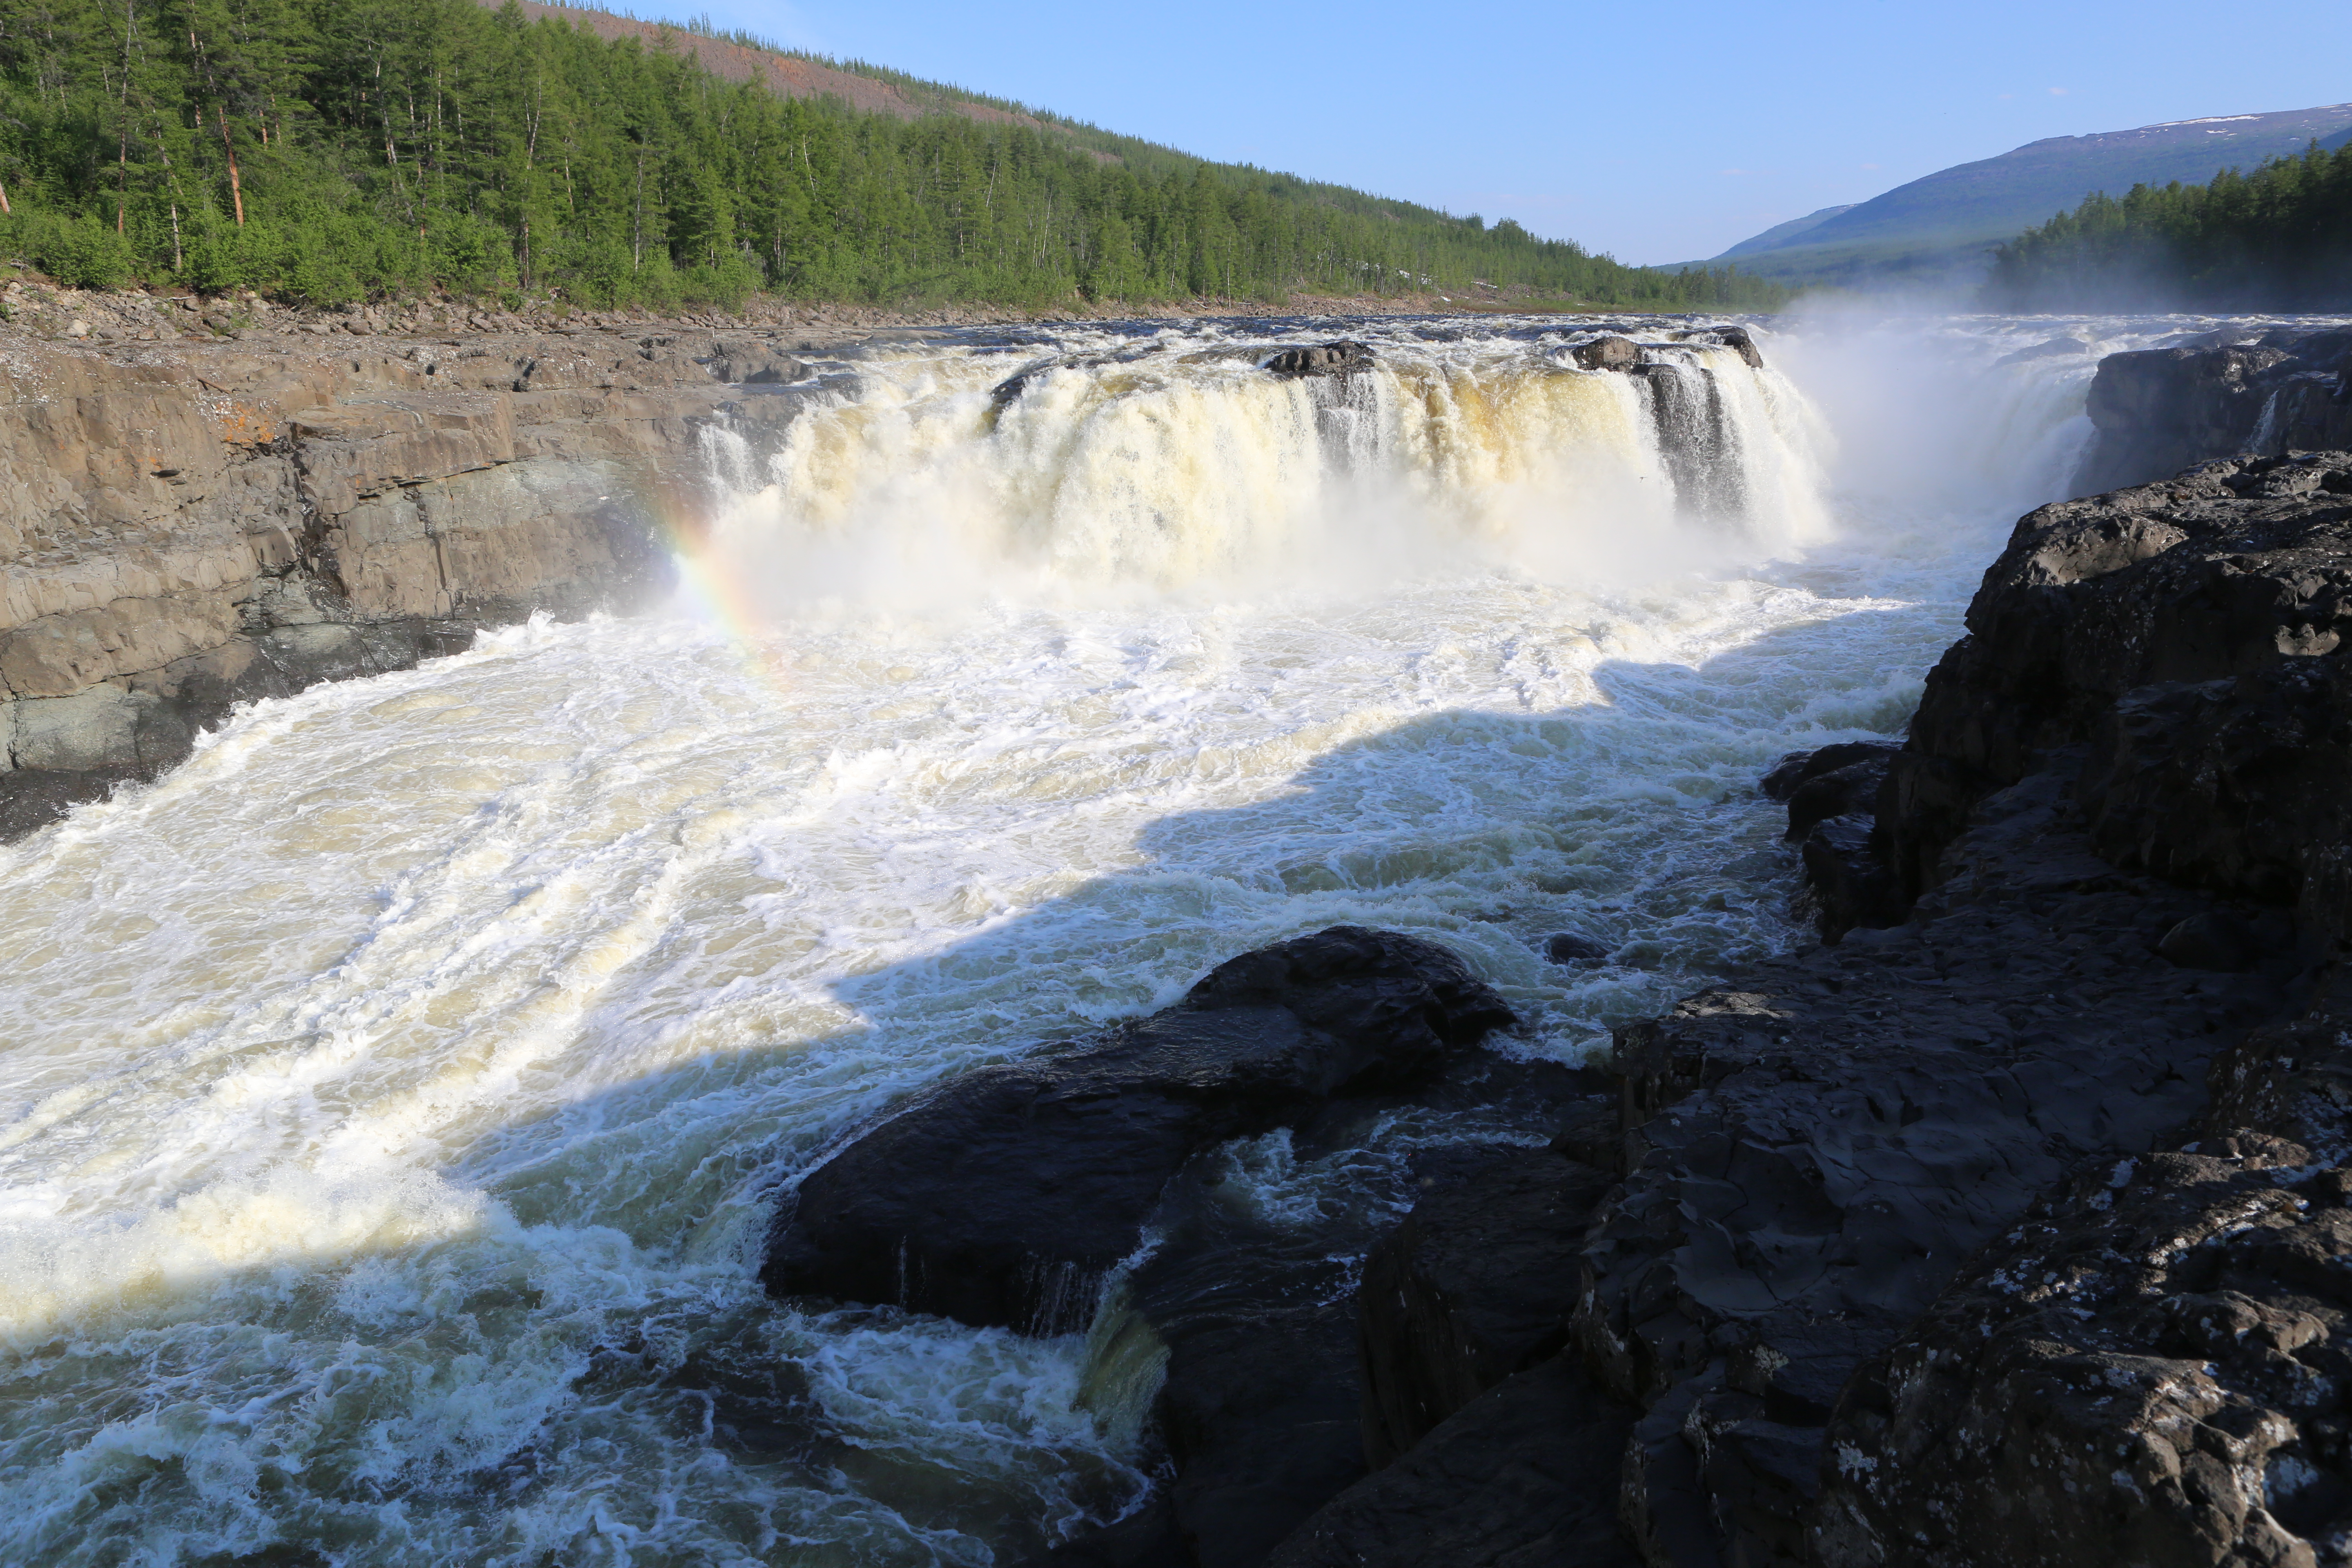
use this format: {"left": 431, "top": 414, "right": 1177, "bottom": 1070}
{"left": 1573, "top": 335, "right": 1644, "bottom": 372}
{"left": 1711, "top": 326, "right": 1766, "bottom": 370}
{"left": 759, "top": 925, "right": 1512, "bottom": 1334}
{"left": 1885, "top": 451, "right": 2352, "bottom": 909}
{"left": 1264, "top": 341, "right": 1373, "bottom": 379}
{"left": 1760, "top": 741, "right": 1902, "bottom": 940}
{"left": 2076, "top": 329, "right": 2352, "bottom": 493}
{"left": 1579, "top": 760, "right": 2292, "bottom": 1564}
{"left": 1356, "top": 1143, "right": 1615, "bottom": 1466}
{"left": 1813, "top": 971, "right": 2352, "bottom": 1567}
{"left": 1265, "top": 1356, "right": 1639, "bottom": 1568}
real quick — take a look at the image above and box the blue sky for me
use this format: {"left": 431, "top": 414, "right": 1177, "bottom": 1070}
{"left": 683, "top": 0, "right": 2352, "bottom": 266}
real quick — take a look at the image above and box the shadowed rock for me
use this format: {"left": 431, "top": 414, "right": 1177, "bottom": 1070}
{"left": 1356, "top": 1143, "right": 1613, "bottom": 1467}
{"left": 759, "top": 926, "right": 1512, "bottom": 1333}
{"left": 1266, "top": 1357, "right": 1638, "bottom": 1568}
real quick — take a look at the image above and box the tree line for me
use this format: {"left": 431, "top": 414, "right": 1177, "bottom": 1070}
{"left": 1983, "top": 137, "right": 2352, "bottom": 312}
{"left": 0, "top": 0, "right": 1787, "bottom": 311}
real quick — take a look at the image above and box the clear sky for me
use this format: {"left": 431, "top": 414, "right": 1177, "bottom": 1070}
{"left": 681, "top": 0, "right": 2352, "bottom": 267}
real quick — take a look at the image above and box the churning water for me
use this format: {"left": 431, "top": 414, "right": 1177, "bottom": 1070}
{"left": 0, "top": 311, "right": 2258, "bottom": 1564}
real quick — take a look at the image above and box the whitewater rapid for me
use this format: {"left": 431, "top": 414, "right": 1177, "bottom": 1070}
{"left": 0, "top": 311, "right": 2227, "bottom": 1564}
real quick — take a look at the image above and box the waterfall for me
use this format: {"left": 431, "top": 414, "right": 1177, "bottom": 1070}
{"left": 696, "top": 321, "right": 1832, "bottom": 611}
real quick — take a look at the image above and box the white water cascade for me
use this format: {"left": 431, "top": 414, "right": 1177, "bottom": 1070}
{"left": 0, "top": 313, "right": 2201, "bottom": 1566}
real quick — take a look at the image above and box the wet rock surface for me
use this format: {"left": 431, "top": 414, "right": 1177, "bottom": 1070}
{"left": 2077, "top": 328, "right": 2352, "bottom": 493}
{"left": 760, "top": 926, "right": 1513, "bottom": 1333}
{"left": 1357, "top": 1143, "right": 1614, "bottom": 1466}
{"left": 1815, "top": 970, "right": 2352, "bottom": 1567}
{"left": 1267, "top": 1356, "right": 1639, "bottom": 1568}
{"left": 1263, "top": 341, "right": 1373, "bottom": 379}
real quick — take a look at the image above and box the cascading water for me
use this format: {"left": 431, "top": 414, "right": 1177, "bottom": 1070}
{"left": 0, "top": 312, "right": 2236, "bottom": 1565}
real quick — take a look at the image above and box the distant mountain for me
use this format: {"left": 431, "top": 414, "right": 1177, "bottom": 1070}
{"left": 1716, "top": 206, "right": 1855, "bottom": 259}
{"left": 1686, "top": 103, "right": 2352, "bottom": 288}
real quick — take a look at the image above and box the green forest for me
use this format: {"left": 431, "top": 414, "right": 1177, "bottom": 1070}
{"left": 1983, "top": 138, "right": 2352, "bottom": 312}
{"left": 0, "top": 0, "right": 1786, "bottom": 312}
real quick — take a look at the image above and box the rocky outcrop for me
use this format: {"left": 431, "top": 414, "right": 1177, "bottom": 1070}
{"left": 1814, "top": 984, "right": 2352, "bottom": 1566}
{"left": 1263, "top": 341, "right": 1373, "bottom": 379}
{"left": 1880, "top": 451, "right": 2352, "bottom": 911}
{"left": 761, "top": 927, "right": 1514, "bottom": 1334}
{"left": 0, "top": 318, "right": 861, "bottom": 837}
{"left": 1574, "top": 335, "right": 1644, "bottom": 372}
{"left": 2075, "top": 328, "right": 2352, "bottom": 494}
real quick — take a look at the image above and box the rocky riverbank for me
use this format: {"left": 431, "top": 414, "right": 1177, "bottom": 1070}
{"left": 755, "top": 450, "right": 2352, "bottom": 1566}
{"left": 2073, "top": 323, "right": 2352, "bottom": 492}
{"left": 0, "top": 305, "right": 969, "bottom": 835}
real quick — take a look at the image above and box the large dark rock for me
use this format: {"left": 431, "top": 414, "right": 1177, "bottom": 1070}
{"left": 1265, "top": 1357, "right": 1639, "bottom": 1568}
{"left": 1886, "top": 451, "right": 2352, "bottom": 909}
{"left": 760, "top": 927, "right": 1511, "bottom": 1332}
{"left": 1573, "top": 334, "right": 1643, "bottom": 372}
{"left": 1018, "top": 1045, "right": 1601, "bottom": 1568}
{"left": 1577, "top": 763, "right": 2291, "bottom": 1563}
{"left": 1759, "top": 741, "right": 1902, "bottom": 940}
{"left": 2076, "top": 332, "right": 2352, "bottom": 493}
{"left": 1711, "top": 326, "right": 1766, "bottom": 369}
{"left": 1814, "top": 971, "right": 2352, "bottom": 1566}
{"left": 1356, "top": 1143, "right": 1614, "bottom": 1466}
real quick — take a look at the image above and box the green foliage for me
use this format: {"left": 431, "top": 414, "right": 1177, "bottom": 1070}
{"left": 1984, "top": 140, "right": 2352, "bottom": 312}
{"left": 0, "top": 0, "right": 1792, "bottom": 311}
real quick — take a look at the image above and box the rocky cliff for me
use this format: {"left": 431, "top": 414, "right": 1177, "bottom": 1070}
{"left": 2074, "top": 326, "right": 2352, "bottom": 494}
{"left": 757, "top": 452, "right": 2352, "bottom": 1567}
{"left": 0, "top": 312, "right": 863, "bottom": 837}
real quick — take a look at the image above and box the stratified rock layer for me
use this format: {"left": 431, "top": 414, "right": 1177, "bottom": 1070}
{"left": 0, "top": 321, "right": 856, "bottom": 836}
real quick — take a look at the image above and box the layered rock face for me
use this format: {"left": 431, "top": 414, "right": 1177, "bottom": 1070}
{"left": 0, "top": 321, "right": 846, "bottom": 836}
{"left": 2076, "top": 327, "right": 2352, "bottom": 494}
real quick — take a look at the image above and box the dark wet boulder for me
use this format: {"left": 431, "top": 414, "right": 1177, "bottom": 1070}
{"left": 1711, "top": 325, "right": 1765, "bottom": 369}
{"left": 1542, "top": 931, "right": 1612, "bottom": 967}
{"left": 1356, "top": 1143, "right": 1613, "bottom": 1466}
{"left": 1760, "top": 740, "right": 1898, "bottom": 803}
{"left": 1783, "top": 755, "right": 1893, "bottom": 842}
{"left": 759, "top": 927, "right": 1511, "bottom": 1332}
{"left": 1758, "top": 741, "right": 1900, "bottom": 938}
{"left": 1264, "top": 341, "right": 1373, "bottom": 379}
{"left": 1571, "top": 334, "right": 1642, "bottom": 372}
{"left": 1265, "top": 1357, "right": 1639, "bottom": 1568}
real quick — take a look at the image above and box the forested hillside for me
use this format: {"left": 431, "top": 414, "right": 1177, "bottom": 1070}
{"left": 1983, "top": 138, "right": 2352, "bottom": 311}
{"left": 0, "top": 0, "right": 1783, "bottom": 311}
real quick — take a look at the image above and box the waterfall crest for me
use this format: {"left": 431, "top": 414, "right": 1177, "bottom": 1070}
{"left": 694, "top": 322, "right": 1831, "bottom": 610}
